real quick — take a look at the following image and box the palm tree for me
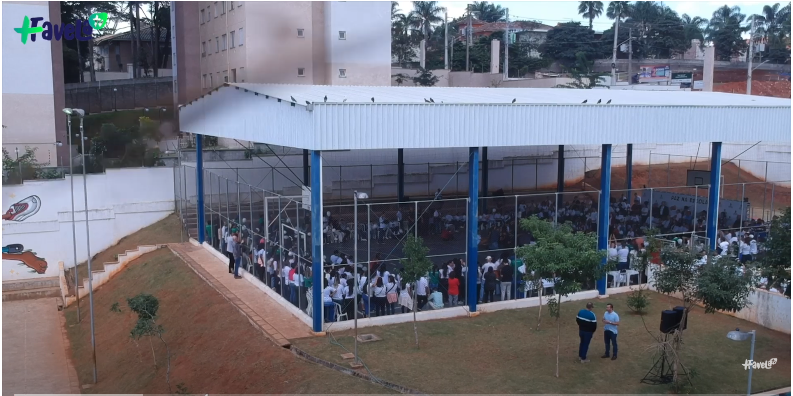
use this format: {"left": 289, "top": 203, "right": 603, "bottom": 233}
{"left": 469, "top": 1, "right": 505, "bottom": 22}
{"left": 411, "top": 1, "right": 446, "bottom": 40}
{"left": 681, "top": 13, "right": 708, "bottom": 44}
{"left": 707, "top": 5, "right": 748, "bottom": 60}
{"left": 606, "top": 1, "right": 631, "bottom": 21}
{"left": 578, "top": 1, "right": 604, "bottom": 30}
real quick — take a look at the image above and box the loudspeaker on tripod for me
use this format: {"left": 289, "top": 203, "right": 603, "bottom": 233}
{"left": 660, "top": 310, "right": 678, "bottom": 334}
{"left": 673, "top": 306, "right": 688, "bottom": 330}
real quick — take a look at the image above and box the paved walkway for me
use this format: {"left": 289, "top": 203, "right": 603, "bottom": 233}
{"left": 2, "top": 298, "right": 81, "bottom": 396}
{"left": 169, "top": 243, "right": 311, "bottom": 346}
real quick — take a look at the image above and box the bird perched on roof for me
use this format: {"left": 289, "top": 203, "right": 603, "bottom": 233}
{"left": 582, "top": 99, "right": 588, "bottom": 104}
{"left": 343, "top": 98, "right": 347, "bottom": 102}
{"left": 512, "top": 98, "right": 516, "bottom": 103}
{"left": 597, "top": 99, "right": 602, "bottom": 104}
{"left": 305, "top": 100, "right": 311, "bottom": 106}
{"left": 424, "top": 98, "right": 430, "bottom": 103}
{"left": 290, "top": 96, "right": 296, "bottom": 103}
{"left": 606, "top": 99, "right": 612, "bottom": 104}
{"left": 324, "top": 95, "right": 327, "bottom": 102}
{"left": 429, "top": 98, "right": 435, "bottom": 103}
{"left": 371, "top": 97, "right": 375, "bottom": 103}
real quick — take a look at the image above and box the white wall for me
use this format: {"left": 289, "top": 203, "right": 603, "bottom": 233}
{"left": 324, "top": 1, "right": 391, "bottom": 86}
{"left": 2, "top": 168, "right": 175, "bottom": 281}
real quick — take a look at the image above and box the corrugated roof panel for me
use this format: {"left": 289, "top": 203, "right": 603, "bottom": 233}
{"left": 179, "top": 84, "right": 791, "bottom": 151}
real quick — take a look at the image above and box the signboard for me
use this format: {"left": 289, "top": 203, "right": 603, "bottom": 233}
{"left": 638, "top": 65, "right": 671, "bottom": 83}
{"left": 639, "top": 190, "right": 749, "bottom": 226}
{"left": 693, "top": 80, "right": 704, "bottom": 89}
{"left": 301, "top": 186, "right": 311, "bottom": 210}
{"left": 670, "top": 72, "right": 693, "bottom": 83}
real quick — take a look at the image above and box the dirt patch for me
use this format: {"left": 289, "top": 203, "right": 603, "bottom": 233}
{"left": 76, "top": 214, "right": 184, "bottom": 281}
{"left": 292, "top": 292, "right": 791, "bottom": 394}
{"left": 714, "top": 80, "right": 792, "bottom": 98}
{"left": 64, "top": 248, "right": 390, "bottom": 394}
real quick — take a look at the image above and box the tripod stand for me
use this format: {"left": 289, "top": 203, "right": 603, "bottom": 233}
{"left": 641, "top": 332, "right": 692, "bottom": 386}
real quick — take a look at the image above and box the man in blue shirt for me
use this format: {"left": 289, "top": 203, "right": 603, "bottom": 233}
{"left": 576, "top": 302, "right": 597, "bottom": 363}
{"left": 602, "top": 303, "right": 620, "bottom": 360}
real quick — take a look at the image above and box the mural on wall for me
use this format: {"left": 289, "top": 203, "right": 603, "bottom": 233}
{"left": 3, "top": 195, "right": 47, "bottom": 275}
{"left": 3, "top": 195, "right": 41, "bottom": 221}
{"left": 2, "top": 244, "right": 48, "bottom": 274}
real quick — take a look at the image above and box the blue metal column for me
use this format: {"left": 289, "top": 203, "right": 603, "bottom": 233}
{"left": 481, "top": 147, "right": 489, "bottom": 212}
{"left": 626, "top": 144, "right": 633, "bottom": 192}
{"left": 302, "top": 149, "right": 310, "bottom": 186}
{"left": 706, "top": 142, "right": 722, "bottom": 250}
{"left": 466, "top": 147, "right": 480, "bottom": 312}
{"left": 196, "top": 134, "right": 205, "bottom": 244}
{"left": 310, "top": 150, "right": 324, "bottom": 332}
{"left": 596, "top": 144, "right": 612, "bottom": 295}
{"left": 397, "top": 149, "right": 405, "bottom": 201}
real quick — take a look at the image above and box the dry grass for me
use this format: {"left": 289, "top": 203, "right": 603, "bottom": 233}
{"left": 65, "top": 248, "right": 390, "bottom": 394}
{"left": 292, "top": 292, "right": 790, "bottom": 394}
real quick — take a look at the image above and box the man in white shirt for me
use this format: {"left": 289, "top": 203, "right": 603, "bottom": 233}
{"left": 416, "top": 276, "right": 429, "bottom": 311}
{"left": 225, "top": 232, "right": 235, "bottom": 274}
{"left": 617, "top": 244, "right": 630, "bottom": 270}
{"left": 281, "top": 261, "right": 292, "bottom": 299}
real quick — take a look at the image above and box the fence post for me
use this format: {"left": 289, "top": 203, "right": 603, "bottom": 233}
{"left": 740, "top": 183, "right": 745, "bottom": 236}
{"left": 648, "top": 151, "right": 652, "bottom": 188}
{"left": 667, "top": 154, "right": 671, "bottom": 187}
{"left": 770, "top": 183, "right": 776, "bottom": 219}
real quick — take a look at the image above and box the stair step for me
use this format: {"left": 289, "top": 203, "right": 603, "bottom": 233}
{"left": 2, "top": 286, "right": 61, "bottom": 302}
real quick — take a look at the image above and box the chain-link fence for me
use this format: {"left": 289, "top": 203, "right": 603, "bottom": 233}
{"left": 175, "top": 163, "right": 790, "bottom": 323}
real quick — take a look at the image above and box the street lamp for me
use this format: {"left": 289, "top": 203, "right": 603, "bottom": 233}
{"left": 62, "top": 109, "right": 81, "bottom": 326}
{"left": 64, "top": 107, "right": 97, "bottom": 384}
{"left": 14, "top": 147, "right": 20, "bottom": 177}
{"left": 160, "top": 107, "right": 166, "bottom": 123}
{"left": 112, "top": 88, "right": 117, "bottom": 111}
{"left": 353, "top": 190, "right": 369, "bottom": 365}
{"left": 727, "top": 328, "right": 756, "bottom": 396}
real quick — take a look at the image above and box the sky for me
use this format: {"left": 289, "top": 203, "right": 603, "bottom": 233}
{"left": 395, "top": 1, "right": 771, "bottom": 32}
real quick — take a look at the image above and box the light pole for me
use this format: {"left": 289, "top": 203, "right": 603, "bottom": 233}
{"left": 14, "top": 147, "right": 21, "bottom": 178}
{"left": 159, "top": 107, "right": 166, "bottom": 124}
{"left": 73, "top": 108, "right": 98, "bottom": 384}
{"left": 63, "top": 109, "right": 81, "bottom": 324}
{"left": 353, "top": 190, "right": 368, "bottom": 364}
{"left": 112, "top": 88, "right": 117, "bottom": 111}
{"left": 727, "top": 328, "right": 756, "bottom": 396}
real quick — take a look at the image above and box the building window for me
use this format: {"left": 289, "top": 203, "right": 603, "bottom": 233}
{"left": 200, "top": 9, "right": 205, "bottom": 24}
{"left": 297, "top": 28, "right": 304, "bottom": 37}
{"left": 222, "top": 34, "right": 227, "bottom": 50}
{"left": 221, "top": 1, "right": 226, "bottom": 14}
{"left": 224, "top": 70, "right": 228, "bottom": 83}
{"left": 201, "top": 41, "right": 206, "bottom": 57}
{"left": 297, "top": 68, "right": 305, "bottom": 77}
{"left": 238, "top": 28, "right": 244, "bottom": 46}
{"left": 231, "top": 68, "right": 237, "bottom": 83}
{"left": 238, "top": 1, "right": 243, "bottom": 7}
{"left": 230, "top": 30, "right": 235, "bottom": 48}
{"left": 214, "top": 2, "right": 218, "bottom": 17}
{"left": 229, "top": 1, "right": 234, "bottom": 10}
{"left": 202, "top": 74, "right": 207, "bottom": 88}
{"left": 215, "top": 37, "right": 219, "bottom": 52}
{"left": 207, "top": 39, "right": 212, "bottom": 55}
{"left": 239, "top": 67, "right": 244, "bottom": 82}
{"left": 339, "top": 68, "right": 347, "bottom": 78}
{"left": 207, "top": 6, "right": 211, "bottom": 19}
{"left": 338, "top": 31, "right": 347, "bottom": 40}
{"left": 209, "top": 74, "right": 213, "bottom": 87}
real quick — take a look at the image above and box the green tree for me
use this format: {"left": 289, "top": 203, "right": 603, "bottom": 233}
{"left": 759, "top": 207, "right": 791, "bottom": 295}
{"left": 626, "top": 230, "right": 662, "bottom": 314}
{"left": 751, "top": 3, "right": 792, "bottom": 64}
{"left": 410, "top": 1, "right": 446, "bottom": 40}
{"left": 469, "top": 1, "right": 505, "bottom": 22}
{"left": 399, "top": 236, "right": 434, "bottom": 348}
{"left": 540, "top": 22, "right": 605, "bottom": 67}
{"left": 412, "top": 67, "right": 440, "bottom": 86}
{"left": 555, "top": 52, "right": 608, "bottom": 89}
{"left": 681, "top": 14, "right": 709, "bottom": 45}
{"left": 121, "top": 294, "right": 174, "bottom": 392}
{"left": 707, "top": 5, "right": 749, "bottom": 61}
{"left": 514, "top": 216, "right": 607, "bottom": 378}
{"left": 578, "top": 1, "right": 604, "bottom": 30}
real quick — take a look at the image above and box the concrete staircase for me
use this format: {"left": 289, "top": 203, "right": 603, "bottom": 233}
{"left": 3, "top": 277, "right": 62, "bottom": 302}
{"left": 63, "top": 245, "right": 163, "bottom": 307}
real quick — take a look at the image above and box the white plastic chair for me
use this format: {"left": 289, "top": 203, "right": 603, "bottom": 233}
{"left": 334, "top": 302, "right": 348, "bottom": 322}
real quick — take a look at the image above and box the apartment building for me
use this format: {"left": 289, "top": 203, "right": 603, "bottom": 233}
{"left": 195, "top": 1, "right": 391, "bottom": 93}
{"left": 2, "top": 1, "right": 67, "bottom": 166}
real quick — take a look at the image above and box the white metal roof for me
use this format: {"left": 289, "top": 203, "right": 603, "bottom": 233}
{"left": 179, "top": 83, "right": 791, "bottom": 151}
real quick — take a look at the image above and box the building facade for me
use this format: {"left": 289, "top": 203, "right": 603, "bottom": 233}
{"left": 195, "top": 1, "right": 391, "bottom": 93}
{"left": 2, "top": 1, "right": 67, "bottom": 166}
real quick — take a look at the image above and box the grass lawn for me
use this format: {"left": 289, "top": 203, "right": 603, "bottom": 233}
{"left": 292, "top": 292, "right": 790, "bottom": 394}
{"left": 65, "top": 248, "right": 391, "bottom": 394}
{"left": 75, "top": 213, "right": 184, "bottom": 281}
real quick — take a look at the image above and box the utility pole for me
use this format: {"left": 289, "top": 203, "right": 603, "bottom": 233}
{"left": 444, "top": 12, "right": 449, "bottom": 69}
{"left": 628, "top": 28, "right": 633, "bottom": 84}
{"left": 747, "top": 17, "right": 756, "bottom": 95}
{"left": 466, "top": 4, "right": 471, "bottom": 72}
{"left": 611, "top": 15, "right": 620, "bottom": 85}
{"left": 504, "top": 8, "right": 509, "bottom": 79}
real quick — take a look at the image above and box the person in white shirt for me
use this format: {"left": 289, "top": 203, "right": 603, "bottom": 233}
{"left": 322, "top": 280, "right": 338, "bottom": 322}
{"left": 281, "top": 261, "right": 292, "bottom": 298}
{"left": 608, "top": 242, "right": 619, "bottom": 263}
{"left": 719, "top": 239, "right": 730, "bottom": 256}
{"left": 481, "top": 256, "right": 495, "bottom": 299}
{"left": 749, "top": 238, "right": 758, "bottom": 257}
{"left": 617, "top": 244, "right": 630, "bottom": 270}
{"left": 225, "top": 232, "right": 235, "bottom": 274}
{"left": 739, "top": 239, "right": 752, "bottom": 263}
{"left": 371, "top": 277, "right": 388, "bottom": 317}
